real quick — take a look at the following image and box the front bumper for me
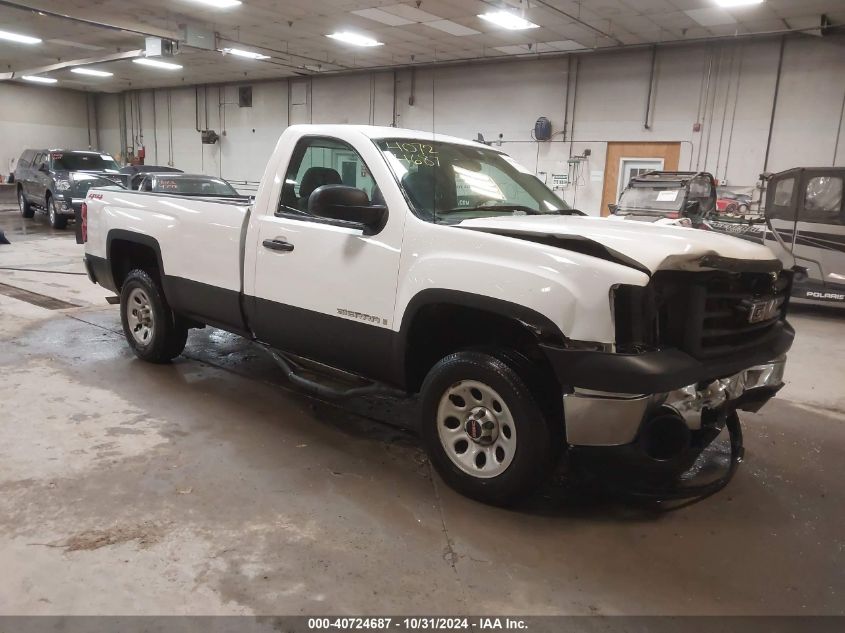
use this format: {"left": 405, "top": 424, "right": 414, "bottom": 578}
{"left": 562, "top": 355, "right": 786, "bottom": 447}
{"left": 55, "top": 195, "right": 85, "bottom": 216}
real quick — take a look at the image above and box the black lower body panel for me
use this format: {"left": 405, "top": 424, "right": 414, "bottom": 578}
{"left": 541, "top": 321, "right": 794, "bottom": 394}
{"left": 84, "top": 254, "right": 116, "bottom": 293}
{"left": 245, "top": 297, "right": 401, "bottom": 386}
{"left": 164, "top": 276, "right": 248, "bottom": 335}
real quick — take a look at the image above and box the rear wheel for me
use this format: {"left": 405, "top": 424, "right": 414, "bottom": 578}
{"left": 420, "top": 350, "right": 559, "bottom": 505}
{"left": 47, "top": 194, "right": 68, "bottom": 229}
{"left": 18, "top": 188, "right": 34, "bottom": 218}
{"left": 120, "top": 269, "right": 188, "bottom": 363}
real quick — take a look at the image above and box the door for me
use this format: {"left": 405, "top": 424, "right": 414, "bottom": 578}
{"left": 601, "top": 142, "right": 681, "bottom": 216}
{"left": 617, "top": 158, "right": 664, "bottom": 198}
{"left": 26, "top": 152, "right": 46, "bottom": 200}
{"left": 764, "top": 171, "right": 799, "bottom": 270}
{"left": 34, "top": 152, "right": 52, "bottom": 204}
{"left": 793, "top": 170, "right": 845, "bottom": 293}
{"left": 248, "top": 135, "right": 403, "bottom": 382}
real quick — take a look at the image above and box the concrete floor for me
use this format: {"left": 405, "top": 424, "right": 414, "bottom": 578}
{"left": 0, "top": 201, "right": 844, "bottom": 616}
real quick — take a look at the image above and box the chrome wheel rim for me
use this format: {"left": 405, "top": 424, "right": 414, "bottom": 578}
{"left": 126, "top": 288, "right": 155, "bottom": 346}
{"left": 49, "top": 202, "right": 55, "bottom": 224}
{"left": 436, "top": 380, "right": 517, "bottom": 479}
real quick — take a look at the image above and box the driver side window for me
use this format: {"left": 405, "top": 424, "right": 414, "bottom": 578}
{"left": 278, "top": 137, "right": 377, "bottom": 215}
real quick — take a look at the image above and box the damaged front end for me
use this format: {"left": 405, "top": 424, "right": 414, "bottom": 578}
{"left": 562, "top": 355, "right": 785, "bottom": 484}
{"left": 541, "top": 260, "right": 794, "bottom": 493}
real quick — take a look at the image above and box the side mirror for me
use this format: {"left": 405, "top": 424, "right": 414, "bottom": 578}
{"left": 308, "top": 185, "right": 387, "bottom": 235}
{"left": 38, "top": 162, "right": 49, "bottom": 173}
{"left": 607, "top": 203, "right": 619, "bottom": 214}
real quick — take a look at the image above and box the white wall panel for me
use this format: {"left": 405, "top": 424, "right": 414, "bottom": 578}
{"left": 0, "top": 83, "right": 92, "bottom": 178}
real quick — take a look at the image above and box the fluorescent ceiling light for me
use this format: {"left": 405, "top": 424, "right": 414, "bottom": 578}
{"left": 22, "top": 75, "right": 57, "bottom": 84}
{"left": 133, "top": 57, "right": 183, "bottom": 70}
{"left": 221, "top": 47, "right": 270, "bottom": 60}
{"left": 478, "top": 11, "right": 539, "bottom": 30}
{"left": 715, "top": 0, "right": 764, "bottom": 6}
{"left": 70, "top": 67, "right": 113, "bottom": 77}
{"left": 0, "top": 29, "right": 42, "bottom": 44}
{"left": 183, "top": 0, "right": 242, "bottom": 7}
{"left": 326, "top": 32, "right": 383, "bottom": 47}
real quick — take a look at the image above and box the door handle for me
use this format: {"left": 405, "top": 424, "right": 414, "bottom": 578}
{"left": 262, "top": 238, "right": 295, "bottom": 252}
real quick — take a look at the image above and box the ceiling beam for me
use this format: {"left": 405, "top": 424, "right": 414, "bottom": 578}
{"left": 0, "top": 49, "right": 143, "bottom": 81}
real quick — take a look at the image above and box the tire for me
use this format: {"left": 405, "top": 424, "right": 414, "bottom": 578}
{"left": 119, "top": 269, "right": 188, "bottom": 363}
{"left": 18, "top": 188, "right": 34, "bottom": 218}
{"left": 420, "top": 350, "right": 559, "bottom": 506}
{"left": 739, "top": 204, "right": 749, "bottom": 214}
{"left": 47, "top": 194, "right": 68, "bottom": 229}
{"left": 726, "top": 202, "right": 738, "bottom": 215}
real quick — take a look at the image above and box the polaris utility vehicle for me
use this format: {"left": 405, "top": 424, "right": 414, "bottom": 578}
{"left": 609, "top": 171, "right": 718, "bottom": 227}
{"left": 763, "top": 167, "right": 845, "bottom": 308}
{"left": 15, "top": 149, "right": 124, "bottom": 229}
{"left": 82, "top": 125, "right": 793, "bottom": 505}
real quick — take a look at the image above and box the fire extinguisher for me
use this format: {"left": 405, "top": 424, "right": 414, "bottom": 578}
{"left": 137, "top": 145, "right": 146, "bottom": 165}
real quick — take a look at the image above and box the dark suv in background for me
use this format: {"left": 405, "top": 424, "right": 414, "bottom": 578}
{"left": 14, "top": 149, "right": 125, "bottom": 229}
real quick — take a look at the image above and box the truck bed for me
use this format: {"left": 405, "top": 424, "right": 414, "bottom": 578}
{"left": 85, "top": 189, "right": 252, "bottom": 330}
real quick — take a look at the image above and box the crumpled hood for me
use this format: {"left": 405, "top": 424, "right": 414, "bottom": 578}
{"left": 458, "top": 214, "right": 780, "bottom": 274}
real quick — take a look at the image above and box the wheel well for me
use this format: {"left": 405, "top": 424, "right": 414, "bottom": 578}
{"left": 404, "top": 303, "right": 556, "bottom": 393}
{"left": 109, "top": 239, "right": 160, "bottom": 290}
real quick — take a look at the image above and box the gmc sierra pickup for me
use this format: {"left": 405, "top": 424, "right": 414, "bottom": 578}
{"left": 82, "top": 125, "right": 793, "bottom": 504}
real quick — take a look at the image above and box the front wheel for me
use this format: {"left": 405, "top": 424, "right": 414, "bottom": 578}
{"left": 120, "top": 269, "right": 188, "bottom": 363}
{"left": 420, "top": 350, "right": 559, "bottom": 505}
{"left": 48, "top": 195, "right": 68, "bottom": 229}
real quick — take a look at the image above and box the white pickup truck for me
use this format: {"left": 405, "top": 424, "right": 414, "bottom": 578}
{"left": 82, "top": 124, "right": 793, "bottom": 504}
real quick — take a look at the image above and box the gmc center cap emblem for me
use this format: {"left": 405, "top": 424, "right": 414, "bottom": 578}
{"left": 465, "top": 407, "right": 497, "bottom": 444}
{"left": 466, "top": 418, "right": 483, "bottom": 440}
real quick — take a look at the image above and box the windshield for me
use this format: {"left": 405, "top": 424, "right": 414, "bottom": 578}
{"left": 148, "top": 176, "right": 238, "bottom": 196}
{"left": 617, "top": 185, "right": 685, "bottom": 214}
{"left": 51, "top": 152, "right": 120, "bottom": 172}
{"left": 375, "top": 139, "right": 571, "bottom": 223}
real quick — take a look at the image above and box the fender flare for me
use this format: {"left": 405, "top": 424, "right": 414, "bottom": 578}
{"left": 106, "top": 229, "right": 166, "bottom": 290}
{"left": 394, "top": 288, "right": 568, "bottom": 388}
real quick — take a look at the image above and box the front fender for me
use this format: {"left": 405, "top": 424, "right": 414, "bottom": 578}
{"left": 395, "top": 225, "right": 651, "bottom": 344}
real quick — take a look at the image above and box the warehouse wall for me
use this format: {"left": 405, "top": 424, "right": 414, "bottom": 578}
{"left": 95, "top": 32, "right": 845, "bottom": 215}
{"left": 0, "top": 83, "right": 95, "bottom": 181}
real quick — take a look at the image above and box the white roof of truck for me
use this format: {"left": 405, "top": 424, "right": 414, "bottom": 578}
{"left": 284, "top": 124, "right": 493, "bottom": 149}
